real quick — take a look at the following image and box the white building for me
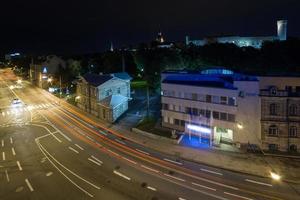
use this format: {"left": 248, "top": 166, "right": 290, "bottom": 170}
{"left": 161, "top": 69, "right": 261, "bottom": 148}
{"left": 186, "top": 20, "right": 287, "bottom": 49}
{"left": 76, "top": 72, "right": 132, "bottom": 123}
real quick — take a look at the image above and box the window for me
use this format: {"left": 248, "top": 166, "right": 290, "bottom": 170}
{"left": 117, "top": 87, "right": 121, "bottom": 94}
{"left": 289, "top": 104, "right": 298, "bottom": 116}
{"left": 220, "top": 112, "right": 227, "bottom": 121}
{"left": 198, "top": 94, "right": 205, "bottom": 101}
{"left": 205, "top": 110, "right": 211, "bottom": 118}
{"left": 270, "top": 87, "right": 277, "bottom": 95}
{"left": 212, "top": 95, "right": 219, "bottom": 104}
{"left": 191, "top": 93, "right": 198, "bottom": 100}
{"left": 162, "top": 104, "right": 168, "bottom": 110}
{"left": 198, "top": 109, "right": 205, "bottom": 116}
{"left": 184, "top": 93, "right": 192, "bottom": 99}
{"left": 213, "top": 111, "right": 219, "bottom": 119}
{"left": 289, "top": 126, "right": 297, "bottom": 137}
{"left": 290, "top": 145, "right": 297, "bottom": 152}
{"left": 228, "top": 97, "right": 236, "bottom": 106}
{"left": 180, "top": 120, "right": 185, "bottom": 127}
{"left": 185, "top": 107, "right": 192, "bottom": 114}
{"left": 174, "top": 119, "right": 180, "bottom": 125}
{"left": 220, "top": 96, "right": 227, "bottom": 105}
{"left": 192, "top": 108, "right": 198, "bottom": 115}
{"left": 102, "top": 109, "right": 106, "bottom": 119}
{"left": 268, "top": 144, "right": 278, "bottom": 151}
{"left": 268, "top": 125, "right": 278, "bottom": 136}
{"left": 228, "top": 114, "right": 235, "bottom": 122}
{"left": 269, "top": 103, "right": 277, "bottom": 115}
{"left": 206, "top": 95, "right": 212, "bottom": 103}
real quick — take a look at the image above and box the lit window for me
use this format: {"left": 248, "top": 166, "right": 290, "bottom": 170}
{"left": 269, "top": 125, "right": 278, "bottom": 136}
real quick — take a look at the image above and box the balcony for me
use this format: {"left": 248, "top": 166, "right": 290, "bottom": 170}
{"left": 260, "top": 89, "right": 300, "bottom": 97}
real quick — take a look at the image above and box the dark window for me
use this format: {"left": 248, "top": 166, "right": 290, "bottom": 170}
{"left": 192, "top": 108, "right": 198, "bottom": 115}
{"left": 185, "top": 107, "right": 192, "bottom": 114}
{"left": 174, "top": 119, "right": 180, "bottom": 125}
{"left": 289, "top": 104, "right": 298, "bottom": 116}
{"left": 213, "top": 111, "right": 219, "bottom": 119}
{"left": 162, "top": 104, "right": 168, "bottom": 110}
{"left": 269, "top": 103, "right": 277, "bottom": 115}
{"left": 206, "top": 95, "right": 212, "bottom": 103}
{"left": 289, "top": 126, "right": 297, "bottom": 137}
{"left": 220, "top": 96, "right": 227, "bottom": 105}
{"left": 199, "top": 109, "right": 205, "bottom": 116}
{"left": 205, "top": 110, "right": 211, "bottom": 118}
{"left": 269, "top": 125, "right": 278, "bottom": 136}
{"left": 192, "top": 93, "right": 197, "bottom": 100}
{"left": 268, "top": 144, "right": 278, "bottom": 151}
{"left": 180, "top": 120, "right": 185, "bottom": 127}
{"left": 220, "top": 112, "right": 227, "bottom": 121}
{"left": 290, "top": 145, "right": 297, "bottom": 152}
{"left": 228, "top": 97, "right": 236, "bottom": 106}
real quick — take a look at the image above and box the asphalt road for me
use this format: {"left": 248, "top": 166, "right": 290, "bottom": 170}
{"left": 0, "top": 68, "right": 299, "bottom": 200}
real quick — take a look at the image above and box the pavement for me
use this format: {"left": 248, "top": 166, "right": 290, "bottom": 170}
{"left": 1, "top": 68, "right": 300, "bottom": 200}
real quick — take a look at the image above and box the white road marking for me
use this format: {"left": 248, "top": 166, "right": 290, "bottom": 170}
{"left": 135, "top": 148, "right": 150, "bottom": 155}
{"left": 68, "top": 146, "right": 79, "bottom": 154}
{"left": 122, "top": 157, "right": 137, "bottom": 165}
{"left": 25, "top": 178, "right": 34, "bottom": 192}
{"left": 75, "top": 144, "right": 84, "bottom": 150}
{"left": 12, "top": 147, "right": 16, "bottom": 156}
{"left": 5, "top": 170, "right": 10, "bottom": 182}
{"left": 178, "top": 198, "right": 186, "bottom": 200}
{"left": 46, "top": 172, "right": 53, "bottom": 177}
{"left": 113, "top": 170, "right": 131, "bottom": 181}
{"left": 163, "top": 173, "right": 186, "bottom": 182}
{"left": 91, "top": 155, "right": 103, "bottom": 164}
{"left": 10, "top": 137, "right": 13, "bottom": 144}
{"left": 88, "top": 158, "right": 102, "bottom": 166}
{"left": 141, "top": 165, "right": 159, "bottom": 173}
{"left": 163, "top": 158, "right": 183, "bottom": 165}
{"left": 200, "top": 168, "right": 223, "bottom": 176}
{"left": 147, "top": 186, "right": 157, "bottom": 191}
{"left": 245, "top": 179, "right": 272, "bottom": 187}
{"left": 224, "top": 192, "right": 253, "bottom": 200}
{"left": 2, "top": 152, "right": 5, "bottom": 161}
{"left": 107, "top": 149, "right": 119, "bottom": 157}
{"left": 115, "top": 139, "right": 126, "bottom": 145}
{"left": 17, "top": 161, "right": 23, "bottom": 171}
{"left": 192, "top": 182, "right": 216, "bottom": 191}
{"left": 1, "top": 140, "right": 3, "bottom": 147}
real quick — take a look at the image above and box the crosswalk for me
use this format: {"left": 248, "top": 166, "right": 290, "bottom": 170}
{"left": 0, "top": 103, "right": 55, "bottom": 117}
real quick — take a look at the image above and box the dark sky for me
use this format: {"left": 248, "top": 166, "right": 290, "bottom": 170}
{"left": 1, "top": 0, "right": 299, "bottom": 54}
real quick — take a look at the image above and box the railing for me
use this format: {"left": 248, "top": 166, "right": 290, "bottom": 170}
{"left": 260, "top": 89, "right": 300, "bottom": 97}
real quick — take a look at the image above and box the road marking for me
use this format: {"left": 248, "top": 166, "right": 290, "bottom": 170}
{"left": 2, "top": 152, "right": 5, "bottom": 160}
{"left": 113, "top": 170, "right": 131, "bottom": 181}
{"left": 163, "top": 158, "right": 183, "bottom": 165}
{"left": 99, "top": 130, "right": 107, "bottom": 136}
{"left": 88, "top": 158, "right": 102, "bottom": 166}
{"left": 68, "top": 146, "right": 79, "bottom": 154}
{"left": 12, "top": 147, "right": 16, "bottom": 156}
{"left": 5, "top": 170, "right": 10, "bottom": 182}
{"left": 163, "top": 173, "right": 186, "bottom": 182}
{"left": 192, "top": 182, "right": 216, "bottom": 191}
{"left": 107, "top": 149, "right": 119, "bottom": 157}
{"left": 91, "top": 155, "right": 103, "bottom": 164}
{"left": 1, "top": 140, "right": 3, "bottom": 147}
{"left": 135, "top": 148, "right": 150, "bottom": 155}
{"left": 25, "top": 178, "right": 34, "bottom": 192}
{"left": 141, "top": 165, "right": 159, "bottom": 173}
{"left": 46, "top": 172, "right": 53, "bottom": 177}
{"left": 75, "top": 144, "right": 84, "bottom": 150}
{"left": 10, "top": 137, "right": 13, "bottom": 144}
{"left": 17, "top": 161, "right": 23, "bottom": 171}
{"left": 122, "top": 157, "right": 137, "bottom": 165}
{"left": 224, "top": 192, "right": 253, "bottom": 200}
{"left": 115, "top": 139, "right": 126, "bottom": 145}
{"left": 200, "top": 168, "right": 223, "bottom": 176}
{"left": 147, "top": 186, "right": 157, "bottom": 191}
{"left": 178, "top": 198, "right": 186, "bottom": 200}
{"left": 245, "top": 179, "right": 272, "bottom": 187}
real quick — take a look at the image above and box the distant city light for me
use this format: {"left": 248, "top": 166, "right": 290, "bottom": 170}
{"left": 187, "top": 124, "right": 211, "bottom": 134}
{"left": 270, "top": 172, "right": 281, "bottom": 181}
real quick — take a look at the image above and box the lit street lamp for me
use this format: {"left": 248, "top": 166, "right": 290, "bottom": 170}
{"left": 270, "top": 171, "right": 281, "bottom": 181}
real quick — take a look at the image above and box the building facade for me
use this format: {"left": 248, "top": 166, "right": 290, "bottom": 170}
{"left": 76, "top": 73, "right": 131, "bottom": 123}
{"left": 161, "top": 69, "right": 261, "bottom": 148}
{"left": 259, "top": 76, "right": 300, "bottom": 152}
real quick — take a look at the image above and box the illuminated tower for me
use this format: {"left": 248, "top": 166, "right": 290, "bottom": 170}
{"left": 277, "top": 20, "right": 287, "bottom": 41}
{"left": 156, "top": 31, "right": 165, "bottom": 43}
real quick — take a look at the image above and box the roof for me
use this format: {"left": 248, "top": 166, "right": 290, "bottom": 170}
{"left": 112, "top": 72, "right": 132, "bottom": 80}
{"left": 99, "top": 94, "right": 128, "bottom": 109}
{"left": 162, "top": 75, "right": 236, "bottom": 90}
{"left": 82, "top": 73, "right": 113, "bottom": 87}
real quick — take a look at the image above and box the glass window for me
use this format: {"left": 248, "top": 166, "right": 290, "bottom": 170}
{"left": 228, "top": 97, "right": 236, "bottom": 106}
{"left": 192, "top": 93, "right": 198, "bottom": 100}
{"left": 289, "top": 104, "right": 298, "bottom": 116}
{"left": 192, "top": 108, "right": 198, "bottom": 115}
{"left": 180, "top": 120, "right": 185, "bottom": 127}
{"left": 174, "top": 119, "right": 180, "bottom": 125}
{"left": 220, "top": 96, "right": 227, "bottom": 105}
{"left": 198, "top": 94, "right": 205, "bottom": 101}
{"left": 289, "top": 126, "right": 297, "bottom": 137}
{"left": 269, "top": 103, "right": 277, "bottom": 115}
{"left": 213, "top": 111, "right": 219, "bottom": 119}
{"left": 185, "top": 107, "right": 192, "bottom": 114}
{"left": 228, "top": 114, "right": 235, "bottom": 122}
{"left": 220, "top": 112, "right": 227, "bottom": 121}
{"left": 269, "top": 125, "right": 278, "bottom": 136}
{"left": 212, "top": 95, "right": 219, "bottom": 104}
{"left": 205, "top": 110, "right": 211, "bottom": 118}
{"left": 206, "top": 95, "right": 212, "bottom": 103}
{"left": 268, "top": 144, "right": 278, "bottom": 151}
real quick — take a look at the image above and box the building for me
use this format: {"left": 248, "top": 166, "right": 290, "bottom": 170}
{"left": 29, "top": 55, "right": 66, "bottom": 88}
{"left": 259, "top": 76, "right": 300, "bottom": 152}
{"left": 76, "top": 72, "right": 131, "bottom": 123}
{"left": 186, "top": 20, "right": 287, "bottom": 49}
{"left": 161, "top": 69, "right": 261, "bottom": 148}
{"left": 161, "top": 68, "right": 300, "bottom": 153}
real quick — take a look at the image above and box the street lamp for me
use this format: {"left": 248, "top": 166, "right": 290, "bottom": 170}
{"left": 270, "top": 171, "right": 281, "bottom": 181}
{"left": 237, "top": 123, "right": 243, "bottom": 129}
{"left": 47, "top": 77, "right": 53, "bottom": 83}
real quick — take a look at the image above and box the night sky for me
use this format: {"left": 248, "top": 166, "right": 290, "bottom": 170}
{"left": 1, "top": 0, "right": 299, "bottom": 54}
